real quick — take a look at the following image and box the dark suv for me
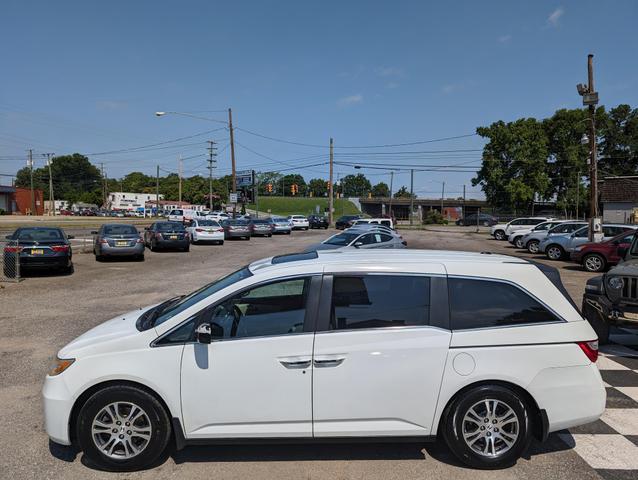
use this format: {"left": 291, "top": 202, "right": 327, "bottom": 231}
{"left": 308, "top": 214, "right": 329, "bottom": 229}
{"left": 583, "top": 233, "right": 638, "bottom": 343}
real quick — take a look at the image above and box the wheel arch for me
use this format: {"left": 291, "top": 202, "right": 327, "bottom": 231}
{"left": 68, "top": 379, "right": 176, "bottom": 447}
{"left": 436, "top": 379, "right": 546, "bottom": 442}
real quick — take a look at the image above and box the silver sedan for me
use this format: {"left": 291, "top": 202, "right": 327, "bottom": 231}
{"left": 92, "top": 224, "right": 145, "bottom": 261}
{"left": 305, "top": 228, "right": 406, "bottom": 252}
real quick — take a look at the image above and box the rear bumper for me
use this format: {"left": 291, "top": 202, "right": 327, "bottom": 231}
{"left": 273, "top": 226, "right": 291, "bottom": 233}
{"left": 529, "top": 363, "right": 606, "bottom": 433}
{"left": 155, "top": 239, "right": 189, "bottom": 248}
{"left": 192, "top": 232, "right": 224, "bottom": 242}
{"left": 17, "top": 255, "right": 70, "bottom": 268}
{"left": 99, "top": 243, "right": 145, "bottom": 256}
{"left": 226, "top": 231, "right": 251, "bottom": 238}
{"left": 251, "top": 229, "right": 273, "bottom": 236}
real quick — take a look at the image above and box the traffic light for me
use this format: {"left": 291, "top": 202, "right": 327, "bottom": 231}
{"left": 267, "top": 183, "right": 273, "bottom": 193}
{"left": 291, "top": 184, "right": 298, "bottom": 195}
{"left": 326, "top": 180, "right": 331, "bottom": 189}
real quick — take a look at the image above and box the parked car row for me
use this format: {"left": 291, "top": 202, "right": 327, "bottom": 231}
{"left": 493, "top": 217, "right": 638, "bottom": 272}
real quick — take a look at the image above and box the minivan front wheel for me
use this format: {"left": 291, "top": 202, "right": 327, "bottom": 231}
{"left": 77, "top": 385, "right": 171, "bottom": 471}
{"left": 493, "top": 230, "right": 505, "bottom": 241}
{"left": 443, "top": 385, "right": 531, "bottom": 469}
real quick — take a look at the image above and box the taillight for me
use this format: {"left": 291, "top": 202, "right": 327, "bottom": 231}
{"left": 51, "top": 245, "right": 69, "bottom": 252}
{"left": 577, "top": 340, "right": 599, "bottom": 362}
{"left": 4, "top": 246, "right": 22, "bottom": 253}
{"left": 195, "top": 228, "right": 204, "bottom": 232}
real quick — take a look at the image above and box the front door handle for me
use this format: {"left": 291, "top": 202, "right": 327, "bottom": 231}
{"left": 279, "top": 357, "right": 312, "bottom": 369}
{"left": 313, "top": 355, "right": 346, "bottom": 368}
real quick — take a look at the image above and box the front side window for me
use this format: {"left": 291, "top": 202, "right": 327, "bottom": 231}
{"left": 550, "top": 223, "right": 585, "bottom": 234}
{"left": 330, "top": 275, "right": 430, "bottom": 330}
{"left": 325, "top": 232, "right": 359, "bottom": 246}
{"left": 204, "top": 277, "right": 310, "bottom": 339}
{"left": 574, "top": 227, "right": 589, "bottom": 238}
{"left": 449, "top": 278, "right": 559, "bottom": 330}
{"left": 509, "top": 219, "right": 524, "bottom": 226}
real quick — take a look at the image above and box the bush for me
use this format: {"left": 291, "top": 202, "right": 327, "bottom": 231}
{"left": 0, "top": 208, "right": 5, "bottom": 215}
{"left": 423, "top": 210, "right": 448, "bottom": 225}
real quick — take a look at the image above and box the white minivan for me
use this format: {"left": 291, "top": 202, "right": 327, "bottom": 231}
{"left": 43, "top": 250, "right": 604, "bottom": 471}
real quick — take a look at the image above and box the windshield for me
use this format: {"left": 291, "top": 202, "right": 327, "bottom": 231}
{"left": 252, "top": 220, "right": 269, "bottom": 224}
{"left": 157, "top": 222, "right": 185, "bottom": 232}
{"left": 325, "top": 232, "right": 359, "bottom": 246}
{"left": 15, "top": 228, "right": 63, "bottom": 241}
{"left": 103, "top": 225, "right": 138, "bottom": 235}
{"left": 151, "top": 266, "right": 253, "bottom": 328}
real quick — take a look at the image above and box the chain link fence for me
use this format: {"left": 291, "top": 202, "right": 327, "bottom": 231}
{"left": 0, "top": 238, "right": 21, "bottom": 282}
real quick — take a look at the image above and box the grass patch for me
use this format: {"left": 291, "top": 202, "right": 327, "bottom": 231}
{"left": 248, "top": 197, "right": 360, "bottom": 217}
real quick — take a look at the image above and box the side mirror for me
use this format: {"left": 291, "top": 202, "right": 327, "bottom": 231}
{"left": 354, "top": 241, "right": 363, "bottom": 248}
{"left": 195, "top": 323, "right": 212, "bottom": 344}
{"left": 144, "top": 227, "right": 150, "bottom": 231}
{"left": 67, "top": 235, "right": 75, "bottom": 239}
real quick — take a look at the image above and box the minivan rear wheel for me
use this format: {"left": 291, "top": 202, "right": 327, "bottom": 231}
{"left": 76, "top": 385, "right": 171, "bottom": 472}
{"left": 443, "top": 385, "right": 532, "bottom": 469}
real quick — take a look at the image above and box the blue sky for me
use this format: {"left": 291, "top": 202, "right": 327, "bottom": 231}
{"left": 1, "top": 0, "right": 637, "bottom": 199}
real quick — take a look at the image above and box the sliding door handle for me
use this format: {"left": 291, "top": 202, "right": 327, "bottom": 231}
{"left": 279, "top": 357, "right": 312, "bottom": 369}
{"left": 313, "top": 355, "right": 346, "bottom": 368}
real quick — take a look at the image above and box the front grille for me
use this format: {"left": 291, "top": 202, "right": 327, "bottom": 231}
{"left": 621, "top": 277, "right": 638, "bottom": 300}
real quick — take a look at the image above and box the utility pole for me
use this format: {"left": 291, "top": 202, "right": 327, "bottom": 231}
{"left": 178, "top": 155, "right": 183, "bottom": 204}
{"left": 576, "top": 169, "right": 581, "bottom": 219}
{"left": 409, "top": 169, "right": 414, "bottom": 226}
{"left": 462, "top": 184, "right": 466, "bottom": 221}
{"left": 228, "top": 108, "right": 237, "bottom": 214}
{"left": 207, "top": 141, "right": 217, "bottom": 210}
{"left": 100, "top": 162, "right": 106, "bottom": 209}
{"left": 388, "top": 171, "right": 394, "bottom": 219}
{"left": 441, "top": 181, "right": 445, "bottom": 217}
{"left": 155, "top": 165, "right": 160, "bottom": 217}
{"left": 43, "top": 153, "right": 55, "bottom": 215}
{"left": 329, "top": 138, "right": 334, "bottom": 225}
{"left": 577, "top": 53, "right": 600, "bottom": 241}
{"left": 28, "top": 149, "right": 34, "bottom": 215}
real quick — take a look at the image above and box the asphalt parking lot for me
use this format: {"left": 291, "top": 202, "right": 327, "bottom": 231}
{"left": 0, "top": 226, "right": 630, "bottom": 479}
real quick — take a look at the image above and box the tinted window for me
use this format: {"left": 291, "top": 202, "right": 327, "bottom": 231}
{"left": 603, "top": 226, "right": 628, "bottom": 237}
{"left": 550, "top": 223, "right": 585, "bottom": 234}
{"left": 380, "top": 234, "right": 393, "bottom": 242}
{"left": 103, "top": 225, "right": 138, "bottom": 235}
{"left": 325, "top": 232, "right": 359, "bottom": 246}
{"left": 509, "top": 219, "right": 524, "bottom": 225}
{"left": 15, "top": 228, "right": 63, "bottom": 241}
{"left": 196, "top": 220, "right": 219, "bottom": 227}
{"left": 574, "top": 227, "right": 589, "bottom": 238}
{"left": 157, "top": 222, "right": 185, "bottom": 232}
{"left": 330, "top": 275, "right": 430, "bottom": 330}
{"left": 528, "top": 219, "right": 545, "bottom": 225}
{"left": 205, "top": 277, "right": 310, "bottom": 339}
{"left": 449, "top": 278, "right": 559, "bottom": 330}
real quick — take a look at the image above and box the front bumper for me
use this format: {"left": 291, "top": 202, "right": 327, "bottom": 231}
{"left": 42, "top": 374, "right": 74, "bottom": 446}
{"left": 584, "top": 291, "right": 638, "bottom": 325}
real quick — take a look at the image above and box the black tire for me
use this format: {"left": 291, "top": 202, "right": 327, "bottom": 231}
{"left": 286, "top": 231, "right": 291, "bottom": 235}
{"left": 76, "top": 384, "right": 171, "bottom": 472}
{"left": 95, "top": 255, "right": 103, "bottom": 262}
{"left": 149, "top": 241, "right": 156, "bottom": 252}
{"left": 494, "top": 230, "right": 506, "bottom": 241}
{"left": 546, "top": 244, "right": 565, "bottom": 260}
{"left": 443, "top": 385, "right": 532, "bottom": 469}
{"left": 184, "top": 245, "right": 190, "bottom": 252}
{"left": 582, "top": 300, "right": 610, "bottom": 344}
{"left": 62, "top": 263, "right": 74, "bottom": 275}
{"left": 526, "top": 240, "right": 540, "bottom": 254}
{"left": 137, "top": 255, "right": 145, "bottom": 262}
{"left": 582, "top": 253, "right": 606, "bottom": 272}
{"left": 514, "top": 236, "right": 524, "bottom": 249}
{"left": 458, "top": 220, "right": 465, "bottom": 226}
{"left": 268, "top": 234, "right": 272, "bottom": 237}
{"left": 218, "top": 240, "right": 224, "bottom": 245}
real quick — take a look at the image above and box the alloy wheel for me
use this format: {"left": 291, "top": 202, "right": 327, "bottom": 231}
{"left": 547, "top": 246, "right": 563, "bottom": 260}
{"left": 584, "top": 255, "right": 604, "bottom": 272}
{"left": 91, "top": 402, "right": 152, "bottom": 459}
{"left": 461, "top": 399, "right": 520, "bottom": 458}
{"left": 527, "top": 241, "right": 539, "bottom": 253}
{"left": 515, "top": 237, "right": 524, "bottom": 249}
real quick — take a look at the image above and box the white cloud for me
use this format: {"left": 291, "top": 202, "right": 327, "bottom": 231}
{"left": 386, "top": 82, "right": 399, "bottom": 89}
{"left": 337, "top": 94, "right": 363, "bottom": 107}
{"left": 375, "top": 66, "right": 405, "bottom": 78}
{"left": 547, "top": 7, "right": 564, "bottom": 27}
{"left": 498, "top": 34, "right": 512, "bottom": 43}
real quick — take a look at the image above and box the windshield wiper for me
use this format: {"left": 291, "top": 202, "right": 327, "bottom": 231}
{"left": 136, "top": 296, "right": 183, "bottom": 331}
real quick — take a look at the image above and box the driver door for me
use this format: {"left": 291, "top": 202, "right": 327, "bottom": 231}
{"left": 180, "top": 275, "right": 320, "bottom": 439}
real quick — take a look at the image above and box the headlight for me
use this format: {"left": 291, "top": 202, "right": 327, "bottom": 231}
{"left": 49, "top": 357, "right": 75, "bottom": 376}
{"left": 608, "top": 277, "right": 624, "bottom": 290}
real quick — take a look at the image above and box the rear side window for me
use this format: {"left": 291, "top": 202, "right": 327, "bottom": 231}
{"left": 448, "top": 278, "right": 559, "bottom": 330}
{"left": 330, "top": 275, "right": 430, "bottom": 330}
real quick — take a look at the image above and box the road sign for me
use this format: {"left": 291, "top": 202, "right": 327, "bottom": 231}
{"left": 229, "top": 193, "right": 238, "bottom": 204}
{"left": 236, "top": 170, "right": 254, "bottom": 188}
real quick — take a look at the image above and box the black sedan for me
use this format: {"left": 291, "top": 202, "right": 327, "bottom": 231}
{"left": 335, "top": 214, "right": 362, "bottom": 230}
{"left": 308, "top": 215, "right": 329, "bottom": 229}
{"left": 3, "top": 227, "right": 74, "bottom": 277}
{"left": 144, "top": 222, "right": 190, "bottom": 252}
{"left": 456, "top": 213, "right": 498, "bottom": 226}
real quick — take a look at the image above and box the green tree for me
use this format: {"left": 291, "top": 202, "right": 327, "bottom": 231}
{"left": 393, "top": 186, "right": 415, "bottom": 198}
{"left": 256, "top": 171, "right": 282, "bottom": 195}
{"left": 473, "top": 118, "right": 551, "bottom": 211}
{"left": 308, "top": 178, "right": 328, "bottom": 197}
{"left": 598, "top": 104, "right": 638, "bottom": 176}
{"left": 281, "top": 174, "right": 306, "bottom": 196}
{"left": 340, "top": 173, "right": 371, "bottom": 197}
{"left": 371, "top": 182, "right": 390, "bottom": 197}
{"left": 16, "top": 153, "right": 102, "bottom": 206}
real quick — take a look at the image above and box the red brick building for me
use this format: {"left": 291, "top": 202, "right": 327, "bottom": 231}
{"left": 0, "top": 185, "right": 44, "bottom": 215}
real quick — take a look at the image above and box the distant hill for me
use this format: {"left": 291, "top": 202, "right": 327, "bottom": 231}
{"left": 247, "top": 196, "right": 360, "bottom": 217}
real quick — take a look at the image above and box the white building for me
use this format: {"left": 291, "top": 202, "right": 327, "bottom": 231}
{"left": 108, "top": 192, "right": 163, "bottom": 212}
{"left": 43, "top": 200, "right": 70, "bottom": 214}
